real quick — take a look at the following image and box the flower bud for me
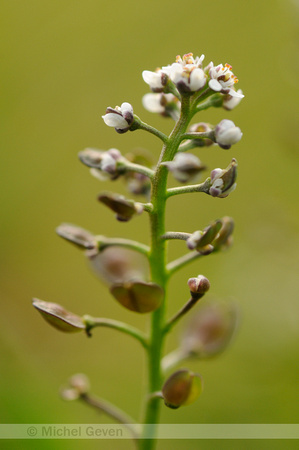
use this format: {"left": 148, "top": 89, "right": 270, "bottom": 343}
{"left": 214, "top": 120, "right": 243, "bottom": 149}
{"left": 212, "top": 216, "right": 234, "bottom": 251}
{"left": 187, "top": 220, "right": 222, "bottom": 251}
{"left": 79, "top": 148, "right": 123, "bottom": 180}
{"left": 102, "top": 102, "right": 134, "bottom": 133}
{"left": 98, "top": 192, "right": 143, "bottom": 222}
{"left": 209, "top": 158, "right": 238, "bottom": 198}
{"left": 110, "top": 281, "right": 164, "bottom": 313}
{"left": 32, "top": 299, "right": 85, "bottom": 333}
{"left": 162, "top": 369, "right": 203, "bottom": 409}
{"left": 60, "top": 373, "right": 90, "bottom": 401}
{"left": 181, "top": 301, "right": 238, "bottom": 358}
{"left": 187, "top": 275, "right": 210, "bottom": 298}
{"left": 162, "top": 153, "right": 206, "bottom": 183}
{"left": 56, "top": 223, "right": 97, "bottom": 250}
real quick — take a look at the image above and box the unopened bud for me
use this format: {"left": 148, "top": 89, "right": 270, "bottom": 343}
{"left": 187, "top": 220, "right": 222, "bottom": 251}
{"left": 162, "top": 369, "right": 203, "bottom": 409}
{"left": 32, "top": 299, "right": 85, "bottom": 333}
{"left": 187, "top": 275, "right": 210, "bottom": 298}
{"left": 98, "top": 192, "right": 143, "bottom": 222}
{"left": 79, "top": 148, "right": 123, "bottom": 180}
{"left": 102, "top": 102, "right": 134, "bottom": 133}
{"left": 209, "top": 159, "right": 237, "bottom": 198}
{"left": 69, "top": 373, "right": 90, "bottom": 394}
{"left": 110, "top": 281, "right": 164, "bottom": 313}
{"left": 214, "top": 119, "right": 242, "bottom": 149}
{"left": 162, "top": 153, "right": 206, "bottom": 183}
{"left": 60, "top": 373, "right": 90, "bottom": 401}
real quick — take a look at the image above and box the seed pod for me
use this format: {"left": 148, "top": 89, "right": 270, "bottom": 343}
{"left": 32, "top": 299, "right": 85, "bottom": 333}
{"left": 181, "top": 301, "right": 238, "bottom": 358}
{"left": 110, "top": 281, "right": 164, "bottom": 313}
{"left": 98, "top": 192, "right": 143, "bottom": 222}
{"left": 162, "top": 369, "right": 203, "bottom": 409}
{"left": 56, "top": 223, "right": 97, "bottom": 250}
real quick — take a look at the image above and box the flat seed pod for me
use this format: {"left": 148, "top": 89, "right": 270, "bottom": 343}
{"left": 56, "top": 223, "right": 97, "bottom": 250}
{"left": 162, "top": 369, "right": 203, "bottom": 409}
{"left": 110, "top": 281, "right": 164, "bottom": 313}
{"left": 32, "top": 299, "right": 85, "bottom": 333}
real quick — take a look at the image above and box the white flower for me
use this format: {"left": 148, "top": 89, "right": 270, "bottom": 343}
{"left": 102, "top": 102, "right": 134, "bottom": 133}
{"left": 208, "top": 63, "right": 244, "bottom": 98}
{"left": 165, "top": 53, "right": 206, "bottom": 93}
{"left": 209, "top": 159, "right": 238, "bottom": 198}
{"left": 214, "top": 119, "right": 243, "bottom": 149}
{"left": 223, "top": 89, "right": 244, "bottom": 110}
{"left": 142, "top": 68, "right": 170, "bottom": 92}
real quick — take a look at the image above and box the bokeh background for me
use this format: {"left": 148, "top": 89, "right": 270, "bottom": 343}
{"left": 1, "top": 0, "right": 299, "bottom": 449}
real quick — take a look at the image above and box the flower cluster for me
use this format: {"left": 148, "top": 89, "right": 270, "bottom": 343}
{"left": 142, "top": 52, "right": 244, "bottom": 104}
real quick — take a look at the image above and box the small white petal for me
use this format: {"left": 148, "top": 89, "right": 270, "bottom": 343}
{"left": 227, "top": 89, "right": 244, "bottom": 98}
{"left": 223, "top": 90, "right": 243, "bottom": 110}
{"left": 169, "top": 63, "right": 183, "bottom": 84}
{"left": 189, "top": 68, "right": 206, "bottom": 91}
{"left": 209, "top": 79, "right": 222, "bottom": 92}
{"left": 142, "top": 70, "right": 163, "bottom": 89}
{"left": 121, "top": 102, "right": 133, "bottom": 114}
{"left": 102, "top": 113, "right": 128, "bottom": 129}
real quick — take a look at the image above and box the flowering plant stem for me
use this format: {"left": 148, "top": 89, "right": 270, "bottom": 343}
{"left": 34, "top": 52, "right": 243, "bottom": 450}
{"left": 139, "top": 96, "right": 192, "bottom": 449}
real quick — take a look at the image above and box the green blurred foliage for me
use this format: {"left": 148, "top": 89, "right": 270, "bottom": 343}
{"left": 1, "top": 0, "right": 298, "bottom": 449}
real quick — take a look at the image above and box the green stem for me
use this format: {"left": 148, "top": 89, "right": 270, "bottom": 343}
{"left": 181, "top": 131, "right": 215, "bottom": 142}
{"left": 140, "top": 96, "right": 192, "bottom": 450}
{"left": 161, "top": 231, "right": 191, "bottom": 241}
{"left": 166, "top": 178, "right": 211, "bottom": 198}
{"left": 163, "top": 295, "right": 203, "bottom": 335}
{"left": 133, "top": 116, "right": 169, "bottom": 143}
{"left": 167, "top": 251, "right": 203, "bottom": 277}
{"left": 80, "top": 393, "right": 139, "bottom": 441}
{"left": 97, "top": 237, "right": 150, "bottom": 257}
{"left": 161, "top": 347, "right": 188, "bottom": 373}
{"left": 118, "top": 160, "right": 155, "bottom": 179}
{"left": 82, "top": 315, "right": 148, "bottom": 348}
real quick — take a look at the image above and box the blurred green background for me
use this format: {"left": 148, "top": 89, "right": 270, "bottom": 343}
{"left": 1, "top": 0, "right": 299, "bottom": 449}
